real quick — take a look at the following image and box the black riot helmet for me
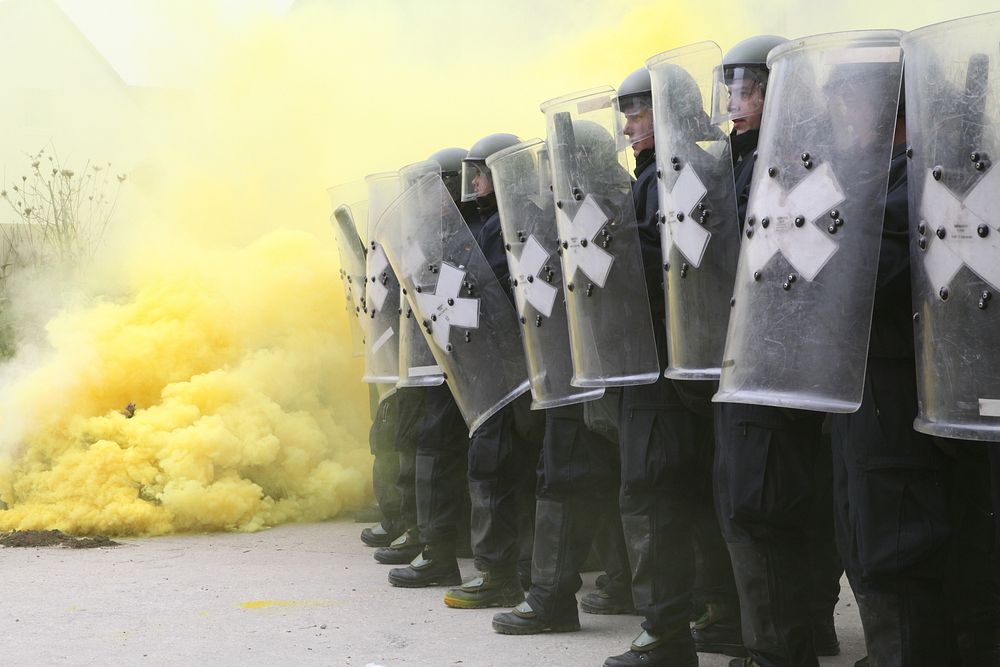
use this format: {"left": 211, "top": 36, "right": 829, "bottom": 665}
{"left": 615, "top": 67, "right": 654, "bottom": 151}
{"left": 713, "top": 35, "right": 787, "bottom": 130}
{"left": 460, "top": 133, "right": 521, "bottom": 202}
{"left": 427, "top": 146, "right": 468, "bottom": 203}
{"left": 616, "top": 67, "right": 653, "bottom": 114}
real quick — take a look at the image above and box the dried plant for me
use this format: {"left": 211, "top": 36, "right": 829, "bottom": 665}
{"left": 0, "top": 148, "right": 127, "bottom": 357}
{"left": 1, "top": 147, "right": 125, "bottom": 269}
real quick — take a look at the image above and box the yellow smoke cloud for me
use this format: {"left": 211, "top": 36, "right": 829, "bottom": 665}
{"left": 0, "top": 0, "right": 993, "bottom": 536}
{"left": 0, "top": 231, "right": 371, "bottom": 534}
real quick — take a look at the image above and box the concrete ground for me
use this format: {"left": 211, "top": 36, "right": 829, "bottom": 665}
{"left": 2, "top": 520, "right": 866, "bottom": 666}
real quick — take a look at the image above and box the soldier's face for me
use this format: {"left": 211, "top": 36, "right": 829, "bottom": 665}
{"left": 472, "top": 166, "right": 493, "bottom": 197}
{"left": 728, "top": 79, "right": 764, "bottom": 134}
{"left": 623, "top": 107, "right": 655, "bottom": 155}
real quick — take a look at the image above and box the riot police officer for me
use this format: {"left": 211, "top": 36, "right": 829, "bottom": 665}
{"left": 839, "top": 17, "right": 1000, "bottom": 664}
{"left": 604, "top": 66, "right": 733, "bottom": 667}
{"left": 440, "top": 133, "right": 544, "bottom": 609}
{"left": 382, "top": 148, "right": 477, "bottom": 580}
{"left": 359, "top": 385, "right": 404, "bottom": 549}
{"left": 357, "top": 172, "right": 408, "bottom": 553}
{"left": 712, "top": 35, "right": 844, "bottom": 667}
{"left": 485, "top": 135, "right": 624, "bottom": 635}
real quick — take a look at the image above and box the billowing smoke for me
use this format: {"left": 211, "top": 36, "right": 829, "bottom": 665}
{"left": 0, "top": 0, "right": 989, "bottom": 535}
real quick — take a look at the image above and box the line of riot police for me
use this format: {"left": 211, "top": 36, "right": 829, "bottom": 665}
{"left": 328, "top": 13, "right": 1000, "bottom": 667}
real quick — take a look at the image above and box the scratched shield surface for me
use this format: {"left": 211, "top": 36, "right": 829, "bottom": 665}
{"left": 375, "top": 174, "right": 529, "bottom": 435}
{"left": 328, "top": 181, "right": 370, "bottom": 359}
{"left": 488, "top": 138, "right": 604, "bottom": 409}
{"left": 647, "top": 42, "right": 742, "bottom": 380}
{"left": 903, "top": 13, "right": 1000, "bottom": 441}
{"left": 540, "top": 87, "right": 660, "bottom": 388}
{"left": 393, "top": 160, "right": 447, "bottom": 388}
{"left": 715, "top": 30, "right": 904, "bottom": 412}
{"left": 361, "top": 172, "right": 403, "bottom": 391}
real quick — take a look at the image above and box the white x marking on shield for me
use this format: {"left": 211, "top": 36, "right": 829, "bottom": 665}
{"left": 744, "top": 161, "right": 846, "bottom": 281}
{"left": 367, "top": 243, "right": 391, "bottom": 311}
{"left": 510, "top": 235, "right": 559, "bottom": 318}
{"left": 556, "top": 194, "right": 615, "bottom": 287}
{"left": 414, "top": 263, "right": 480, "bottom": 351}
{"left": 660, "top": 164, "right": 711, "bottom": 268}
{"left": 920, "top": 167, "right": 1000, "bottom": 292}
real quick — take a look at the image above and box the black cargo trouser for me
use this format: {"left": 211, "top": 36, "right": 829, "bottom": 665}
{"left": 526, "top": 403, "right": 620, "bottom": 621}
{"left": 369, "top": 390, "right": 402, "bottom": 531}
{"left": 393, "top": 387, "right": 424, "bottom": 534}
{"left": 831, "top": 357, "right": 956, "bottom": 666}
{"left": 414, "top": 384, "right": 470, "bottom": 551}
{"left": 715, "top": 402, "right": 841, "bottom": 667}
{"left": 619, "top": 374, "right": 724, "bottom": 635}
{"left": 467, "top": 393, "right": 543, "bottom": 573}
{"left": 939, "top": 439, "right": 1000, "bottom": 666}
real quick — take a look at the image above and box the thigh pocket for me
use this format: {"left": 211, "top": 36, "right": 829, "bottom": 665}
{"left": 468, "top": 413, "right": 512, "bottom": 479}
{"left": 620, "top": 409, "right": 660, "bottom": 494}
{"left": 541, "top": 417, "right": 582, "bottom": 492}
{"left": 854, "top": 464, "right": 951, "bottom": 578}
{"left": 731, "top": 424, "right": 814, "bottom": 526}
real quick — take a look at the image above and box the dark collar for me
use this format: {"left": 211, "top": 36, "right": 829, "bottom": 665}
{"left": 634, "top": 149, "right": 655, "bottom": 178}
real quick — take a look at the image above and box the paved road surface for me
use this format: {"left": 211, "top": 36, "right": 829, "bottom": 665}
{"left": 1, "top": 521, "right": 867, "bottom": 666}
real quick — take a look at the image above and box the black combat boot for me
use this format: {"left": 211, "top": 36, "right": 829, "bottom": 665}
{"left": 604, "top": 627, "right": 698, "bottom": 667}
{"left": 360, "top": 520, "right": 404, "bottom": 548}
{"left": 581, "top": 586, "right": 637, "bottom": 615}
{"left": 492, "top": 598, "right": 581, "bottom": 635}
{"left": 387, "top": 546, "right": 461, "bottom": 588}
{"left": 373, "top": 529, "right": 423, "bottom": 565}
{"left": 443, "top": 568, "right": 524, "bottom": 609}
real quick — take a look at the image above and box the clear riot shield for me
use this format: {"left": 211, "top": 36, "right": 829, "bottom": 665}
{"left": 376, "top": 174, "right": 530, "bottom": 435}
{"left": 903, "top": 13, "right": 1000, "bottom": 441}
{"left": 487, "top": 138, "right": 605, "bottom": 409}
{"left": 363, "top": 172, "right": 403, "bottom": 388}
{"left": 327, "top": 181, "right": 369, "bottom": 358}
{"left": 647, "top": 42, "right": 742, "bottom": 379}
{"left": 540, "top": 87, "right": 660, "bottom": 387}
{"left": 395, "top": 161, "right": 446, "bottom": 388}
{"left": 715, "top": 30, "right": 904, "bottom": 412}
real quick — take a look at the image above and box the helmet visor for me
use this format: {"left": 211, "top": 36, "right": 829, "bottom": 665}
{"left": 460, "top": 159, "right": 492, "bottom": 202}
{"left": 614, "top": 95, "right": 655, "bottom": 152}
{"left": 711, "top": 64, "right": 769, "bottom": 126}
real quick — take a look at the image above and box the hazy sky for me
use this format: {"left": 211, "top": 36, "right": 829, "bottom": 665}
{"left": 55, "top": 0, "right": 635, "bottom": 86}
{"left": 58, "top": 0, "right": 296, "bottom": 85}
{"left": 54, "top": 0, "right": 1000, "bottom": 88}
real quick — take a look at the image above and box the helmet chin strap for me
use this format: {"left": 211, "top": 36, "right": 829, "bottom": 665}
{"left": 475, "top": 191, "right": 497, "bottom": 214}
